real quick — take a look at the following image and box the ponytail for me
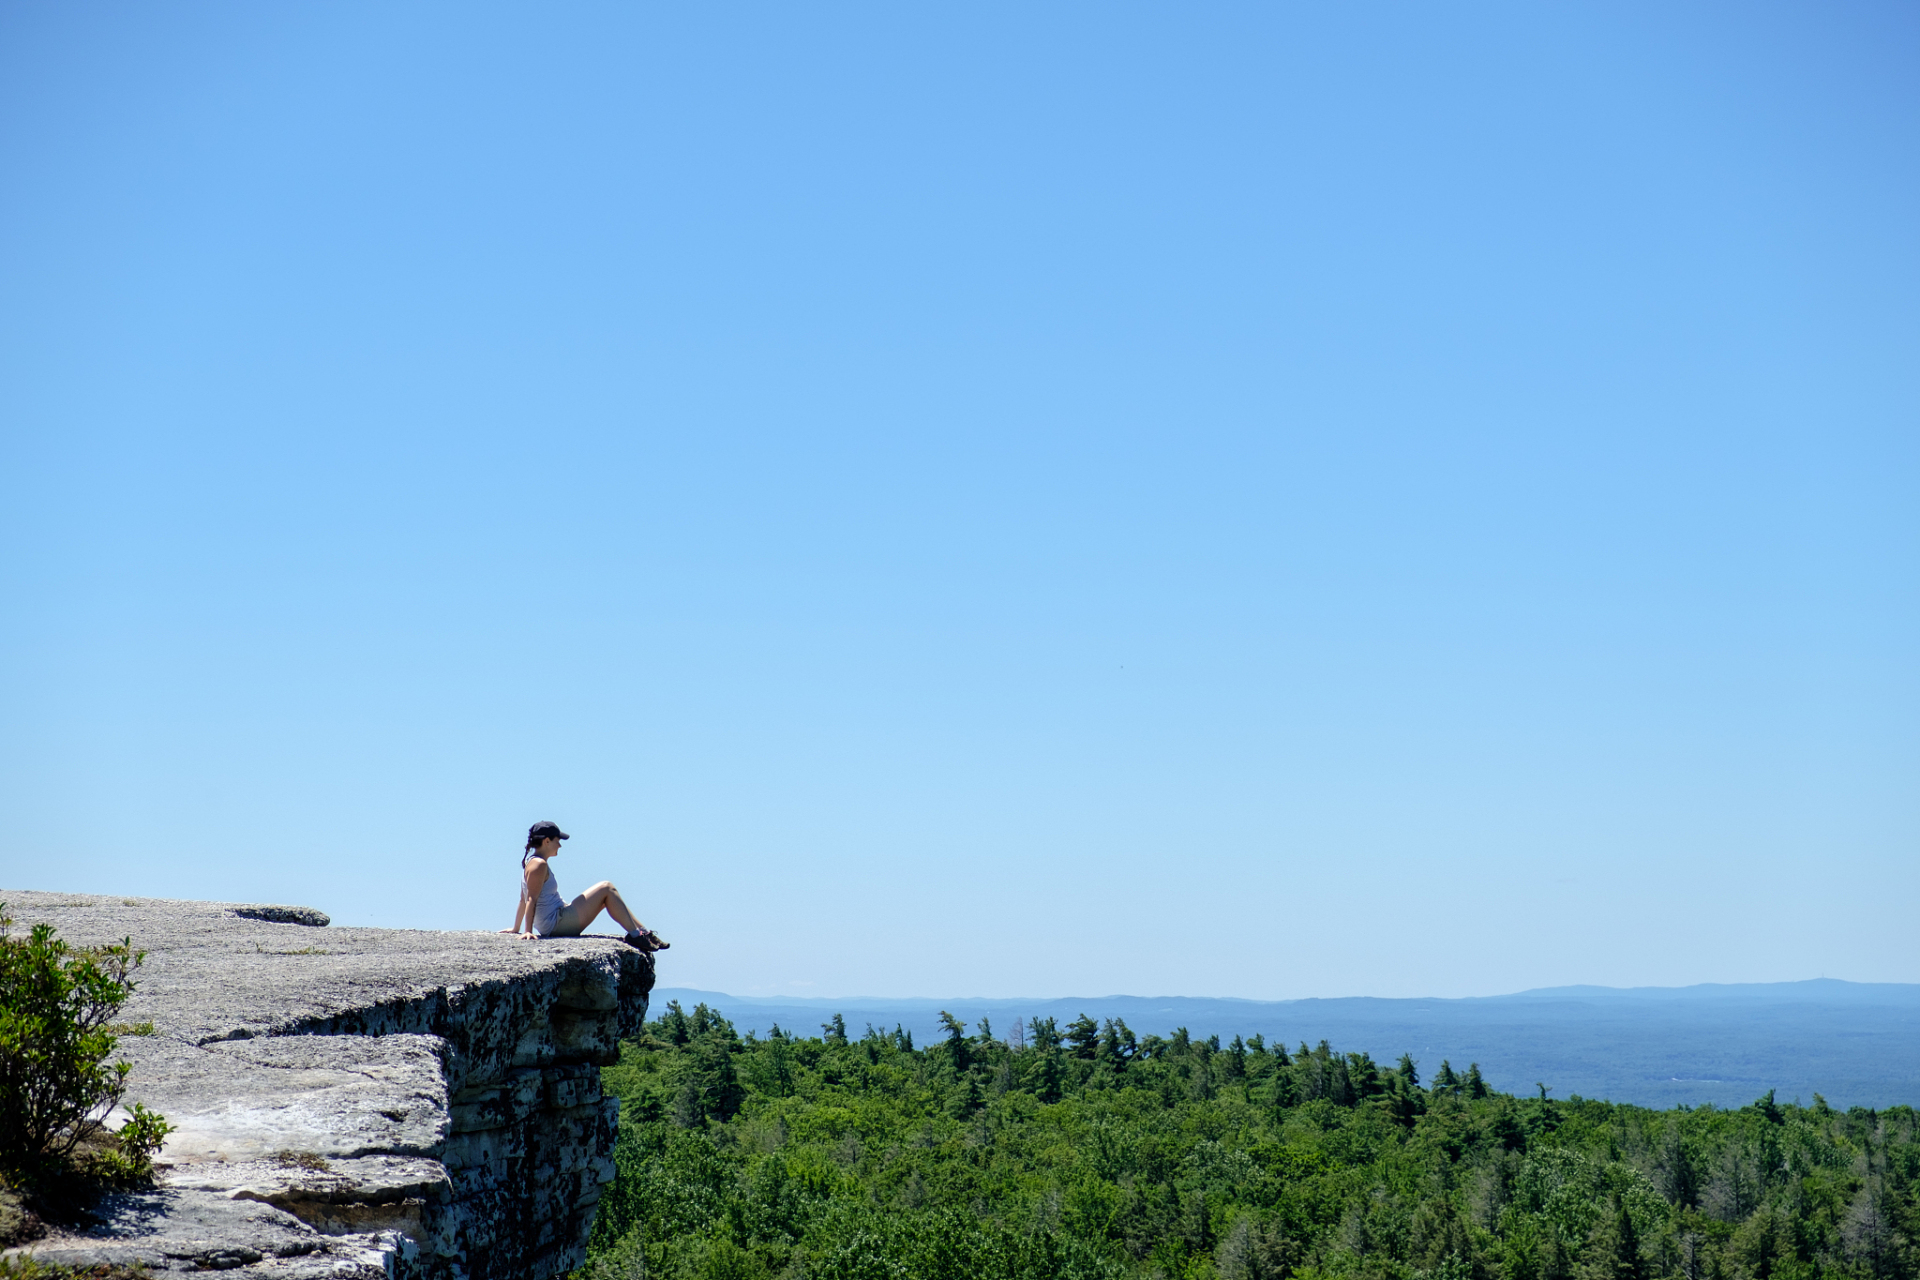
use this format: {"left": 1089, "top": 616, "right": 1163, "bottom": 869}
{"left": 522, "top": 822, "right": 565, "bottom": 864}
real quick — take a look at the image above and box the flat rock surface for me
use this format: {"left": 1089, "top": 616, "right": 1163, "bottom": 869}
{"left": 2, "top": 889, "right": 642, "bottom": 1164}
{"left": 2, "top": 889, "right": 638, "bottom": 1045}
{"left": 21, "top": 1187, "right": 398, "bottom": 1277}
{"left": 165, "top": 1155, "right": 452, "bottom": 1205}
{"left": 2, "top": 890, "right": 653, "bottom": 1279}
{"left": 113, "top": 1034, "right": 453, "bottom": 1161}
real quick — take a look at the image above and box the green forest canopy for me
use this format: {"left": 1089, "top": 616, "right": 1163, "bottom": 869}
{"left": 582, "top": 1002, "right": 1916, "bottom": 1280}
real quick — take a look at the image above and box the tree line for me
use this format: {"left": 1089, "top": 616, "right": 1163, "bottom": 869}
{"left": 581, "top": 1000, "right": 1917, "bottom": 1280}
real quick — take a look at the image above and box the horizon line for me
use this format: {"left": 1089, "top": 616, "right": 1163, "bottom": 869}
{"left": 653, "top": 976, "right": 1913, "bottom": 1006}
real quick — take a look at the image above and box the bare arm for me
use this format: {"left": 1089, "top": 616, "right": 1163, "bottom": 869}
{"left": 500, "top": 860, "right": 538, "bottom": 936}
{"left": 516, "top": 858, "right": 550, "bottom": 940}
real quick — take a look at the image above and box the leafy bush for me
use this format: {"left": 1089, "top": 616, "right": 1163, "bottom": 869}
{"left": 0, "top": 903, "right": 173, "bottom": 1195}
{"left": 81, "top": 1103, "right": 174, "bottom": 1186}
{"left": 0, "top": 1256, "right": 155, "bottom": 1280}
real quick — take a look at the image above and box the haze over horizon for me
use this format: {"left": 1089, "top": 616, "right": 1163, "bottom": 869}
{"left": 3, "top": 3, "right": 1915, "bottom": 1001}
{"left": 660, "top": 976, "right": 1917, "bottom": 1002}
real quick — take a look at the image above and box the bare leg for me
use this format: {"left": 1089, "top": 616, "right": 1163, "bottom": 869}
{"left": 568, "top": 882, "right": 643, "bottom": 935}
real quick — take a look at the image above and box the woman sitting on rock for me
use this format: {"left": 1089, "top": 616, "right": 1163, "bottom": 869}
{"left": 505, "top": 820, "right": 668, "bottom": 951}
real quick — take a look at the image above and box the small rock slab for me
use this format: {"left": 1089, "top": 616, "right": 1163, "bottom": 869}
{"left": 115, "top": 1034, "right": 451, "bottom": 1161}
{"left": 21, "top": 1188, "right": 401, "bottom": 1278}
{"left": 229, "top": 906, "right": 332, "bottom": 928}
{"left": 166, "top": 1155, "right": 451, "bottom": 1206}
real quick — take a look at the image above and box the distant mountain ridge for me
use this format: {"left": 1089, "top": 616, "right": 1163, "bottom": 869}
{"left": 1498, "top": 978, "right": 1920, "bottom": 1002}
{"left": 652, "top": 978, "right": 1920, "bottom": 1110}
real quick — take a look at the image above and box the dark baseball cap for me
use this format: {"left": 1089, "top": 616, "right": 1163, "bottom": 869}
{"left": 527, "top": 821, "right": 570, "bottom": 843}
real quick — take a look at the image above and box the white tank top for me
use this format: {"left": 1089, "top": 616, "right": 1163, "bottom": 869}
{"left": 523, "top": 856, "right": 564, "bottom": 935}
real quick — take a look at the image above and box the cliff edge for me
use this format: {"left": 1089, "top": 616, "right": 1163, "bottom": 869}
{"left": 1, "top": 890, "right": 655, "bottom": 1280}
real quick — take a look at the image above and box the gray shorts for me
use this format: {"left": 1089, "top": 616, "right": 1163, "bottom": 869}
{"left": 537, "top": 902, "right": 587, "bottom": 938}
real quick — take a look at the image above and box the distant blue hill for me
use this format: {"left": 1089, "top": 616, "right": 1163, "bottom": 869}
{"left": 652, "top": 979, "right": 1920, "bottom": 1110}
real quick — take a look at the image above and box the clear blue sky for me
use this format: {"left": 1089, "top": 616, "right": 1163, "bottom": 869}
{"left": 2, "top": 3, "right": 1914, "bottom": 1000}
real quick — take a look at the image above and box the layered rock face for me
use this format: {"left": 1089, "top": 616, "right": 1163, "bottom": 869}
{"left": 1, "top": 891, "right": 654, "bottom": 1280}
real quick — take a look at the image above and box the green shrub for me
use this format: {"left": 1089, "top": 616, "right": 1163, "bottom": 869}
{"left": 81, "top": 1104, "right": 174, "bottom": 1186}
{"left": 0, "top": 903, "right": 173, "bottom": 1194}
{"left": 0, "top": 1257, "right": 155, "bottom": 1280}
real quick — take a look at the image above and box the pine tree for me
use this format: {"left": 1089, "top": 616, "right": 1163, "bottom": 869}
{"left": 1383, "top": 1072, "right": 1423, "bottom": 1130}
{"left": 938, "top": 1011, "right": 970, "bottom": 1072}
{"left": 692, "top": 1035, "right": 745, "bottom": 1122}
{"left": 1189, "top": 1060, "right": 1216, "bottom": 1101}
{"left": 1066, "top": 1014, "right": 1099, "bottom": 1060}
{"left": 670, "top": 1079, "right": 701, "bottom": 1128}
{"left": 1657, "top": 1121, "right": 1696, "bottom": 1208}
{"left": 1346, "top": 1052, "right": 1379, "bottom": 1099}
{"left": 1037, "top": 1045, "right": 1064, "bottom": 1103}
{"left": 1217, "top": 1215, "right": 1296, "bottom": 1280}
{"left": 689, "top": 1003, "right": 734, "bottom": 1039}
{"left": 948, "top": 1068, "right": 984, "bottom": 1118}
{"left": 1026, "top": 1017, "right": 1064, "bottom": 1101}
{"left": 1578, "top": 1198, "right": 1644, "bottom": 1280}
{"left": 765, "top": 1034, "right": 795, "bottom": 1097}
{"left": 1328, "top": 1053, "right": 1354, "bottom": 1106}
{"left": 1842, "top": 1175, "right": 1896, "bottom": 1279}
{"left": 821, "top": 1013, "right": 848, "bottom": 1045}
{"left": 1465, "top": 1063, "right": 1489, "bottom": 1099}
{"left": 1298, "top": 1044, "right": 1328, "bottom": 1102}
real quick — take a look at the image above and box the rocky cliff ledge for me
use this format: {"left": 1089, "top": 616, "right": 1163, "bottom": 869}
{"left": 1, "top": 890, "right": 654, "bottom": 1280}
